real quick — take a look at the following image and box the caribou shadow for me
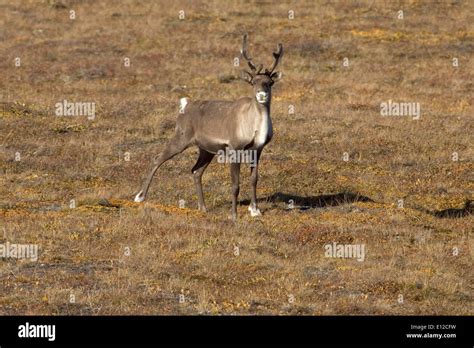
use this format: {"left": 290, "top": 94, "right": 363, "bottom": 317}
{"left": 240, "top": 191, "right": 374, "bottom": 210}
{"left": 431, "top": 200, "right": 473, "bottom": 219}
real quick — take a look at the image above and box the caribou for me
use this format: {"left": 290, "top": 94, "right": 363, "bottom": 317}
{"left": 134, "top": 34, "right": 283, "bottom": 220}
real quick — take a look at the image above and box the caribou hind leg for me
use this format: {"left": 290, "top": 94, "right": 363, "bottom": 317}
{"left": 191, "top": 148, "right": 214, "bottom": 212}
{"left": 134, "top": 129, "right": 192, "bottom": 202}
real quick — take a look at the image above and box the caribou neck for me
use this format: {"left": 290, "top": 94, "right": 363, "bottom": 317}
{"left": 247, "top": 97, "right": 272, "bottom": 148}
{"left": 250, "top": 98, "right": 271, "bottom": 121}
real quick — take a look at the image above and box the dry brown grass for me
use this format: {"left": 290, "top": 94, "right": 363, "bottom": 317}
{"left": 0, "top": 0, "right": 472, "bottom": 315}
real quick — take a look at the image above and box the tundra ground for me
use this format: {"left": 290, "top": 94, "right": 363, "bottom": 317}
{"left": 0, "top": 0, "right": 472, "bottom": 314}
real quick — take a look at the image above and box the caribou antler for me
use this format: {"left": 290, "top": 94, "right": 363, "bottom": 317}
{"left": 265, "top": 43, "right": 283, "bottom": 75}
{"left": 241, "top": 34, "right": 258, "bottom": 73}
{"left": 241, "top": 34, "right": 282, "bottom": 77}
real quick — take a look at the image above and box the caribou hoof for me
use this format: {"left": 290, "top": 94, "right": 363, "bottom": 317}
{"left": 134, "top": 191, "right": 145, "bottom": 202}
{"left": 248, "top": 206, "right": 262, "bottom": 217}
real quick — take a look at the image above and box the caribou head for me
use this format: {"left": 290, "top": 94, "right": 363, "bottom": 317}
{"left": 240, "top": 34, "right": 283, "bottom": 105}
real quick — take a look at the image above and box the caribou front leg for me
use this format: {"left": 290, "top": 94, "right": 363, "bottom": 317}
{"left": 230, "top": 162, "right": 241, "bottom": 221}
{"left": 248, "top": 148, "right": 262, "bottom": 217}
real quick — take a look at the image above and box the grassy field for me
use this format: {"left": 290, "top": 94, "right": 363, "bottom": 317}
{"left": 0, "top": 0, "right": 472, "bottom": 315}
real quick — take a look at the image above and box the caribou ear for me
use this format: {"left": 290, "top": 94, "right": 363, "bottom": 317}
{"left": 271, "top": 71, "right": 282, "bottom": 82}
{"left": 240, "top": 70, "right": 253, "bottom": 84}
